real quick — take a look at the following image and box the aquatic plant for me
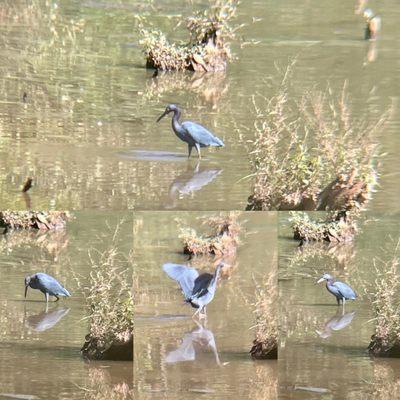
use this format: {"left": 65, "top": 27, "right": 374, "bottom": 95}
{"left": 139, "top": 0, "right": 240, "bottom": 71}
{"left": 368, "top": 248, "right": 400, "bottom": 357}
{"left": 0, "top": 211, "right": 71, "bottom": 231}
{"left": 179, "top": 212, "right": 241, "bottom": 256}
{"left": 80, "top": 222, "right": 133, "bottom": 361}
{"left": 250, "top": 270, "right": 278, "bottom": 359}
{"left": 245, "top": 61, "right": 391, "bottom": 211}
{"left": 289, "top": 211, "right": 358, "bottom": 243}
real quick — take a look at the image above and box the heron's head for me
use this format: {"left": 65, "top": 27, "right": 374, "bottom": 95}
{"left": 24, "top": 275, "right": 32, "bottom": 298}
{"left": 317, "top": 273, "right": 333, "bottom": 284}
{"left": 157, "top": 104, "right": 179, "bottom": 122}
{"left": 363, "top": 8, "right": 374, "bottom": 20}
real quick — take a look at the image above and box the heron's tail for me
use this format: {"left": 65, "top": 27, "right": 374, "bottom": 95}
{"left": 211, "top": 136, "right": 224, "bottom": 147}
{"left": 61, "top": 287, "right": 71, "bottom": 297}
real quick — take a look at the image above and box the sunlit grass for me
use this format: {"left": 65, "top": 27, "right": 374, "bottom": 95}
{"left": 245, "top": 61, "right": 391, "bottom": 211}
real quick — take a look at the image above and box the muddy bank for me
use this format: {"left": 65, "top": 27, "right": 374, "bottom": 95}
{"left": 81, "top": 334, "right": 133, "bottom": 361}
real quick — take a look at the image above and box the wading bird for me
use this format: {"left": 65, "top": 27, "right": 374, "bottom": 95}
{"left": 162, "top": 262, "right": 223, "bottom": 318}
{"left": 25, "top": 273, "right": 71, "bottom": 303}
{"left": 317, "top": 273, "right": 356, "bottom": 306}
{"left": 157, "top": 104, "right": 224, "bottom": 159}
{"left": 363, "top": 9, "right": 381, "bottom": 40}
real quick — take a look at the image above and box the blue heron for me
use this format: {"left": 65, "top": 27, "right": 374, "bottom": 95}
{"left": 162, "top": 262, "right": 223, "bottom": 318}
{"left": 25, "top": 273, "right": 71, "bottom": 303}
{"left": 157, "top": 104, "right": 224, "bottom": 159}
{"left": 317, "top": 273, "right": 357, "bottom": 306}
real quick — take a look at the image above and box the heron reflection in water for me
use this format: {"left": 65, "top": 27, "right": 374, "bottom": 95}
{"left": 168, "top": 162, "right": 222, "bottom": 207}
{"left": 165, "top": 320, "right": 222, "bottom": 366}
{"left": 25, "top": 305, "right": 70, "bottom": 332}
{"left": 316, "top": 310, "right": 356, "bottom": 339}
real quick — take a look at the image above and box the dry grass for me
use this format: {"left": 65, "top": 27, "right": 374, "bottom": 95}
{"left": 0, "top": 211, "right": 71, "bottom": 230}
{"left": 139, "top": 0, "right": 239, "bottom": 71}
{"left": 179, "top": 212, "right": 241, "bottom": 256}
{"left": 245, "top": 61, "right": 391, "bottom": 211}
{"left": 250, "top": 270, "right": 278, "bottom": 359}
{"left": 79, "top": 222, "right": 133, "bottom": 360}
{"left": 290, "top": 211, "right": 358, "bottom": 243}
{"left": 368, "top": 245, "right": 400, "bottom": 356}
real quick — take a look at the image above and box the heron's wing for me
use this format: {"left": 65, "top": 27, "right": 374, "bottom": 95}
{"left": 165, "top": 334, "right": 195, "bottom": 363}
{"left": 162, "top": 263, "right": 199, "bottom": 298}
{"left": 36, "top": 273, "right": 70, "bottom": 296}
{"left": 191, "top": 273, "right": 213, "bottom": 299}
{"left": 182, "top": 121, "right": 224, "bottom": 147}
{"left": 332, "top": 281, "right": 357, "bottom": 299}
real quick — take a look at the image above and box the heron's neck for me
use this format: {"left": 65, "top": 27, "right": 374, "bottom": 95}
{"left": 172, "top": 109, "right": 183, "bottom": 134}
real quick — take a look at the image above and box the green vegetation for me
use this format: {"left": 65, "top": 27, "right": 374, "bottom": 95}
{"left": 245, "top": 61, "right": 391, "bottom": 211}
{"left": 140, "top": 0, "right": 239, "bottom": 71}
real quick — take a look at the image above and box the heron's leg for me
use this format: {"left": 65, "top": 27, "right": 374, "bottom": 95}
{"left": 54, "top": 295, "right": 60, "bottom": 302}
{"left": 192, "top": 308, "right": 201, "bottom": 319}
{"left": 188, "top": 145, "right": 193, "bottom": 158}
{"left": 336, "top": 297, "right": 340, "bottom": 306}
{"left": 45, "top": 292, "right": 49, "bottom": 303}
{"left": 342, "top": 298, "right": 346, "bottom": 308}
{"left": 195, "top": 143, "right": 201, "bottom": 159}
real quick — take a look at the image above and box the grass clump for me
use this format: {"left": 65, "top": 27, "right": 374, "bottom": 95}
{"left": 0, "top": 211, "right": 70, "bottom": 231}
{"left": 250, "top": 270, "right": 278, "bottom": 359}
{"left": 80, "top": 223, "right": 133, "bottom": 361}
{"left": 245, "top": 62, "right": 390, "bottom": 211}
{"left": 179, "top": 213, "right": 241, "bottom": 256}
{"left": 290, "top": 211, "right": 358, "bottom": 243}
{"left": 140, "top": 0, "right": 239, "bottom": 71}
{"left": 368, "top": 248, "right": 400, "bottom": 357}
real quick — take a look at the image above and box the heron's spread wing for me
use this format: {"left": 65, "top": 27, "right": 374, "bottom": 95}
{"left": 333, "top": 281, "right": 356, "bottom": 299}
{"left": 182, "top": 121, "right": 224, "bottom": 147}
{"left": 191, "top": 273, "right": 213, "bottom": 299}
{"left": 162, "top": 263, "right": 199, "bottom": 298}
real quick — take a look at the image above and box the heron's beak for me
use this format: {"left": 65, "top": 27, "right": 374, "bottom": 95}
{"left": 317, "top": 278, "right": 325, "bottom": 284}
{"left": 24, "top": 285, "right": 28, "bottom": 298}
{"left": 156, "top": 110, "right": 169, "bottom": 123}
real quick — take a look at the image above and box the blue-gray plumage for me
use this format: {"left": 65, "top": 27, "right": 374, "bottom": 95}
{"left": 157, "top": 104, "right": 224, "bottom": 159}
{"left": 317, "top": 273, "right": 357, "bottom": 305}
{"left": 25, "top": 273, "right": 71, "bottom": 303}
{"left": 162, "top": 262, "right": 223, "bottom": 318}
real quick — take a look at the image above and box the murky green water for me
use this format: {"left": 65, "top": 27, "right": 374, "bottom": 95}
{"left": 278, "top": 212, "right": 400, "bottom": 399}
{"left": 0, "top": 0, "right": 398, "bottom": 210}
{"left": 133, "top": 212, "right": 277, "bottom": 399}
{"left": 0, "top": 212, "right": 132, "bottom": 399}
